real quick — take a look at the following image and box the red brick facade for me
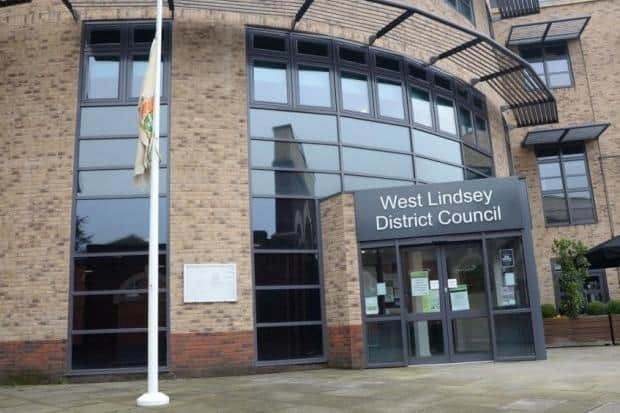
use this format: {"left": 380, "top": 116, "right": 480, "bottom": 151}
{"left": 327, "top": 325, "right": 365, "bottom": 369}
{"left": 0, "top": 340, "right": 66, "bottom": 378}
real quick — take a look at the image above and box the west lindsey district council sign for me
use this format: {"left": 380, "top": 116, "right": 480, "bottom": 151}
{"left": 354, "top": 177, "right": 527, "bottom": 242}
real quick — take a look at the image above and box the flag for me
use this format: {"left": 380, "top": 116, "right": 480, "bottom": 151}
{"left": 134, "top": 40, "right": 158, "bottom": 187}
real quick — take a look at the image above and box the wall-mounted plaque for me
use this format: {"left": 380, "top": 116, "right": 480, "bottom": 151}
{"left": 183, "top": 263, "right": 237, "bottom": 303}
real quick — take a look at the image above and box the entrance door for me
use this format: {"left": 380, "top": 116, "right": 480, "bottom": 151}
{"left": 401, "top": 242, "right": 492, "bottom": 363}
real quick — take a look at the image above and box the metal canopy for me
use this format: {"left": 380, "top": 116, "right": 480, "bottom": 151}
{"left": 496, "top": 0, "right": 540, "bottom": 20}
{"left": 506, "top": 16, "right": 590, "bottom": 46}
{"left": 63, "top": 0, "right": 559, "bottom": 127}
{"left": 522, "top": 123, "right": 609, "bottom": 146}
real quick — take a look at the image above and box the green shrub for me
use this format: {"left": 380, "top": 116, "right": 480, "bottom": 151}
{"left": 541, "top": 304, "right": 558, "bottom": 318}
{"left": 552, "top": 239, "right": 590, "bottom": 319}
{"left": 607, "top": 300, "right": 620, "bottom": 314}
{"left": 586, "top": 301, "right": 608, "bottom": 316}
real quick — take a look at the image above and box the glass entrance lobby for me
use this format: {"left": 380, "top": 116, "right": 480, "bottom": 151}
{"left": 361, "top": 235, "right": 539, "bottom": 366}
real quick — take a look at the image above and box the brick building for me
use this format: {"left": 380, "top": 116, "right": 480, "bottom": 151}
{"left": 0, "top": 0, "right": 617, "bottom": 378}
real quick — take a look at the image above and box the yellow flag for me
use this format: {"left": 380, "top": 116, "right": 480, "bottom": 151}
{"left": 134, "top": 40, "right": 158, "bottom": 187}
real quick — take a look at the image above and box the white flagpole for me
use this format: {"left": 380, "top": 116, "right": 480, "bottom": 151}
{"left": 137, "top": 0, "right": 169, "bottom": 407}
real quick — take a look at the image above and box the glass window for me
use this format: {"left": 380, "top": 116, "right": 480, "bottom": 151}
{"left": 342, "top": 147, "right": 413, "bottom": 180}
{"left": 74, "top": 198, "right": 168, "bottom": 253}
{"left": 444, "top": 243, "right": 487, "bottom": 312}
{"left": 436, "top": 97, "right": 457, "bottom": 135}
{"left": 253, "top": 61, "right": 288, "bottom": 103}
{"left": 341, "top": 72, "right": 370, "bottom": 113}
{"left": 445, "top": 0, "right": 474, "bottom": 23}
{"left": 86, "top": 56, "right": 119, "bottom": 99}
{"left": 339, "top": 47, "right": 366, "bottom": 64}
{"left": 494, "top": 313, "right": 534, "bottom": 357}
{"left": 553, "top": 262, "right": 609, "bottom": 307}
{"left": 72, "top": 332, "right": 166, "bottom": 370}
{"left": 409, "top": 64, "right": 427, "bottom": 81}
{"left": 458, "top": 107, "right": 475, "bottom": 146}
{"left": 361, "top": 248, "right": 400, "bottom": 317}
{"left": 256, "top": 289, "right": 321, "bottom": 323}
{"left": 254, "top": 253, "right": 319, "bottom": 286}
{"left": 133, "top": 27, "right": 155, "bottom": 43}
{"left": 89, "top": 29, "right": 120, "bottom": 45}
{"left": 73, "top": 293, "right": 166, "bottom": 330}
{"left": 77, "top": 169, "right": 167, "bottom": 197}
{"left": 452, "top": 318, "right": 491, "bottom": 354}
{"left": 400, "top": 246, "right": 441, "bottom": 315}
{"left": 257, "top": 325, "right": 323, "bottom": 361}
{"left": 252, "top": 198, "right": 317, "bottom": 250}
{"left": 298, "top": 66, "right": 331, "bottom": 107}
{"left": 412, "top": 129, "right": 461, "bottom": 164}
{"left": 340, "top": 117, "right": 410, "bottom": 151}
{"left": 253, "top": 34, "right": 286, "bottom": 52}
{"left": 475, "top": 117, "right": 491, "bottom": 152}
{"left": 343, "top": 175, "right": 412, "bottom": 191}
{"left": 251, "top": 170, "right": 341, "bottom": 198}
{"left": 520, "top": 43, "right": 572, "bottom": 89}
{"left": 130, "top": 55, "right": 164, "bottom": 98}
{"left": 251, "top": 140, "right": 339, "bottom": 170}
{"left": 74, "top": 255, "right": 166, "bottom": 291}
{"left": 297, "top": 40, "right": 328, "bottom": 57}
{"left": 486, "top": 237, "right": 529, "bottom": 309}
{"left": 249, "top": 109, "right": 337, "bottom": 142}
{"left": 376, "top": 55, "right": 400, "bottom": 72}
{"left": 410, "top": 87, "right": 433, "bottom": 127}
{"left": 434, "top": 75, "right": 452, "bottom": 91}
{"left": 408, "top": 320, "right": 444, "bottom": 359}
{"left": 366, "top": 321, "right": 404, "bottom": 364}
{"left": 377, "top": 80, "right": 405, "bottom": 119}
{"left": 415, "top": 157, "right": 463, "bottom": 183}
{"left": 79, "top": 138, "right": 168, "bottom": 168}
{"left": 463, "top": 147, "right": 493, "bottom": 176}
{"left": 80, "top": 105, "right": 168, "bottom": 137}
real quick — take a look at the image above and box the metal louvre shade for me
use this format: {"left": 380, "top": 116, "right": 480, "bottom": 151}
{"left": 522, "top": 123, "right": 610, "bottom": 146}
{"left": 507, "top": 16, "right": 590, "bottom": 46}
{"left": 586, "top": 236, "right": 620, "bottom": 270}
{"left": 496, "top": 0, "right": 540, "bottom": 20}
{"left": 65, "top": 0, "right": 559, "bottom": 127}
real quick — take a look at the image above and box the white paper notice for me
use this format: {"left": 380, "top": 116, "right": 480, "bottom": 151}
{"left": 448, "top": 278, "right": 458, "bottom": 289}
{"left": 411, "top": 271, "right": 429, "bottom": 297}
{"left": 504, "top": 272, "right": 515, "bottom": 287}
{"left": 430, "top": 280, "right": 440, "bottom": 290}
{"left": 184, "top": 263, "right": 237, "bottom": 303}
{"left": 450, "top": 287, "right": 470, "bottom": 311}
{"left": 365, "top": 296, "right": 379, "bottom": 315}
{"left": 377, "top": 282, "right": 386, "bottom": 296}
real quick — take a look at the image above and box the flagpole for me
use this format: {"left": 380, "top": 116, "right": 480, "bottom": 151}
{"left": 137, "top": 0, "right": 169, "bottom": 407}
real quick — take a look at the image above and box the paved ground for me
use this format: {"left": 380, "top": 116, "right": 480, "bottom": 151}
{"left": 1, "top": 347, "right": 619, "bottom": 413}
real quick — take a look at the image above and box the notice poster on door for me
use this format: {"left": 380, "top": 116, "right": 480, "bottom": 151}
{"left": 410, "top": 271, "right": 429, "bottom": 296}
{"left": 422, "top": 289, "right": 441, "bottom": 312}
{"left": 450, "top": 285, "right": 470, "bottom": 311}
{"left": 365, "top": 296, "right": 379, "bottom": 315}
{"left": 501, "top": 286, "right": 516, "bottom": 306}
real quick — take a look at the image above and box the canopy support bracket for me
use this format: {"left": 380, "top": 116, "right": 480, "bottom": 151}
{"left": 471, "top": 64, "right": 524, "bottom": 85}
{"left": 428, "top": 38, "right": 483, "bottom": 65}
{"left": 291, "top": 0, "right": 315, "bottom": 30}
{"left": 61, "top": 0, "right": 78, "bottom": 21}
{"left": 368, "top": 10, "right": 414, "bottom": 46}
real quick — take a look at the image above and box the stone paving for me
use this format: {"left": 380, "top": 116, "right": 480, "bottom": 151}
{"left": 1, "top": 347, "right": 619, "bottom": 413}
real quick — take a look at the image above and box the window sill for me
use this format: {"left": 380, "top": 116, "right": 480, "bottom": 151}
{"left": 544, "top": 220, "right": 597, "bottom": 228}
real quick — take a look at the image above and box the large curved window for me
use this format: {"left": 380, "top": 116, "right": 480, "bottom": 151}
{"left": 247, "top": 28, "right": 495, "bottom": 364}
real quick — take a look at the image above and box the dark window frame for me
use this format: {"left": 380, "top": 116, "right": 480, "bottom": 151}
{"left": 519, "top": 41, "right": 574, "bottom": 89}
{"left": 551, "top": 259, "right": 609, "bottom": 309}
{"left": 444, "top": 0, "right": 476, "bottom": 25}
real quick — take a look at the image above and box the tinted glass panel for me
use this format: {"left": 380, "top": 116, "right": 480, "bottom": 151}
{"left": 548, "top": 73, "right": 571, "bottom": 88}
{"left": 77, "top": 169, "right": 167, "bottom": 197}
{"left": 131, "top": 55, "right": 164, "bottom": 98}
{"left": 452, "top": 317, "right": 491, "bottom": 354}
{"left": 401, "top": 246, "right": 441, "bottom": 315}
{"left": 298, "top": 66, "right": 331, "bottom": 107}
{"left": 74, "top": 255, "right": 166, "bottom": 291}
{"left": 545, "top": 208, "right": 569, "bottom": 224}
{"left": 572, "top": 207, "right": 596, "bottom": 222}
{"left": 86, "top": 56, "right": 119, "bottom": 99}
{"left": 254, "top": 253, "right": 319, "bottom": 286}
{"left": 79, "top": 138, "right": 168, "bottom": 168}
{"left": 410, "top": 87, "right": 432, "bottom": 127}
{"left": 415, "top": 157, "right": 463, "bottom": 183}
{"left": 377, "top": 80, "right": 405, "bottom": 119}
{"left": 541, "top": 177, "right": 563, "bottom": 191}
{"left": 538, "top": 162, "right": 561, "bottom": 178}
{"left": 563, "top": 159, "right": 586, "bottom": 175}
{"left": 72, "top": 332, "right": 166, "bottom": 369}
{"left": 251, "top": 170, "right": 341, "bottom": 197}
{"left": 434, "top": 75, "right": 451, "bottom": 90}
{"left": 89, "top": 29, "right": 120, "bottom": 45}
{"left": 376, "top": 55, "right": 400, "bottom": 71}
{"left": 297, "top": 40, "right": 328, "bottom": 56}
{"left": 366, "top": 321, "right": 404, "bottom": 363}
{"left": 486, "top": 237, "right": 529, "bottom": 309}
{"left": 409, "top": 65, "right": 427, "bottom": 81}
{"left": 341, "top": 72, "right": 370, "bottom": 113}
{"left": 252, "top": 198, "right": 317, "bottom": 250}
{"left": 342, "top": 147, "right": 413, "bottom": 179}
{"left": 408, "top": 320, "right": 444, "bottom": 358}
{"left": 73, "top": 293, "right": 166, "bottom": 330}
{"left": 257, "top": 325, "right": 323, "bottom": 361}
{"left": 568, "top": 191, "right": 592, "bottom": 208}
{"left": 75, "top": 198, "right": 168, "bottom": 253}
{"left": 494, "top": 313, "right": 535, "bottom": 357}
{"left": 436, "top": 97, "right": 457, "bottom": 135}
{"left": 339, "top": 47, "right": 366, "bottom": 64}
{"left": 253, "top": 61, "right": 288, "bottom": 103}
{"left": 253, "top": 34, "right": 286, "bottom": 51}
{"left": 80, "top": 105, "right": 168, "bottom": 137}
{"left": 256, "top": 289, "right": 321, "bottom": 323}
{"left": 340, "top": 117, "right": 410, "bottom": 151}
{"left": 361, "top": 248, "right": 400, "bottom": 317}
{"left": 475, "top": 117, "right": 491, "bottom": 152}
{"left": 412, "top": 129, "right": 461, "bottom": 164}
{"left": 463, "top": 147, "right": 493, "bottom": 176}
{"left": 251, "top": 140, "right": 339, "bottom": 170}
{"left": 133, "top": 27, "right": 155, "bottom": 43}
{"left": 542, "top": 192, "right": 566, "bottom": 210}
{"left": 565, "top": 176, "right": 588, "bottom": 189}
{"left": 249, "top": 109, "right": 337, "bottom": 142}
{"left": 458, "top": 107, "right": 475, "bottom": 146}
{"left": 343, "top": 175, "right": 412, "bottom": 191}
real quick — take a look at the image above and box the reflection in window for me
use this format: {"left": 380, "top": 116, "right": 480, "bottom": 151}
{"left": 436, "top": 96, "right": 457, "bottom": 135}
{"left": 251, "top": 170, "right": 341, "bottom": 197}
{"left": 377, "top": 80, "right": 404, "bottom": 119}
{"left": 79, "top": 138, "right": 168, "bottom": 168}
{"left": 341, "top": 72, "right": 370, "bottom": 113}
{"left": 494, "top": 313, "right": 534, "bottom": 357}
{"left": 409, "top": 320, "right": 444, "bottom": 359}
{"left": 462, "top": 147, "right": 493, "bottom": 176}
{"left": 80, "top": 105, "right": 169, "bottom": 137}
{"left": 475, "top": 117, "right": 491, "bottom": 152}
{"left": 410, "top": 87, "right": 433, "bottom": 127}
{"left": 257, "top": 325, "right": 323, "bottom": 361}
{"left": 486, "top": 237, "right": 529, "bottom": 309}
{"left": 73, "top": 293, "right": 166, "bottom": 330}
{"left": 361, "top": 248, "right": 400, "bottom": 317}
{"left": 412, "top": 129, "right": 461, "bottom": 164}
{"left": 256, "top": 289, "right": 322, "bottom": 323}
{"left": 78, "top": 169, "right": 167, "bottom": 197}
{"left": 86, "top": 56, "right": 119, "bottom": 99}
{"left": 74, "top": 255, "right": 166, "bottom": 291}
{"left": 249, "top": 109, "right": 337, "bottom": 142}
{"left": 520, "top": 43, "right": 572, "bottom": 89}
{"left": 253, "top": 61, "right": 288, "bottom": 103}
{"left": 252, "top": 198, "right": 317, "bottom": 250}
{"left": 366, "top": 321, "right": 404, "bottom": 363}
{"left": 254, "top": 253, "right": 319, "bottom": 286}
{"left": 340, "top": 117, "right": 410, "bottom": 151}
{"left": 298, "top": 66, "right": 331, "bottom": 107}
{"left": 415, "top": 157, "right": 463, "bottom": 183}
{"left": 251, "top": 140, "right": 339, "bottom": 170}
{"left": 452, "top": 318, "right": 490, "bottom": 354}
{"left": 458, "top": 107, "right": 475, "bottom": 146}
{"left": 343, "top": 175, "right": 412, "bottom": 191}
{"left": 131, "top": 55, "right": 164, "bottom": 98}
{"left": 343, "top": 147, "right": 413, "bottom": 180}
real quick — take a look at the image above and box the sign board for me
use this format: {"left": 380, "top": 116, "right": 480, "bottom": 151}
{"left": 354, "top": 177, "right": 526, "bottom": 242}
{"left": 500, "top": 249, "right": 514, "bottom": 267}
{"left": 410, "top": 271, "right": 429, "bottom": 296}
{"left": 450, "top": 285, "right": 470, "bottom": 311}
{"left": 184, "top": 263, "right": 237, "bottom": 303}
{"left": 365, "top": 296, "right": 379, "bottom": 315}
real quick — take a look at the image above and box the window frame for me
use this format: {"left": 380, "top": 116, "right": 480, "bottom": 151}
{"left": 519, "top": 41, "right": 574, "bottom": 90}
{"left": 444, "top": 0, "right": 476, "bottom": 25}
{"left": 551, "top": 259, "right": 609, "bottom": 309}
